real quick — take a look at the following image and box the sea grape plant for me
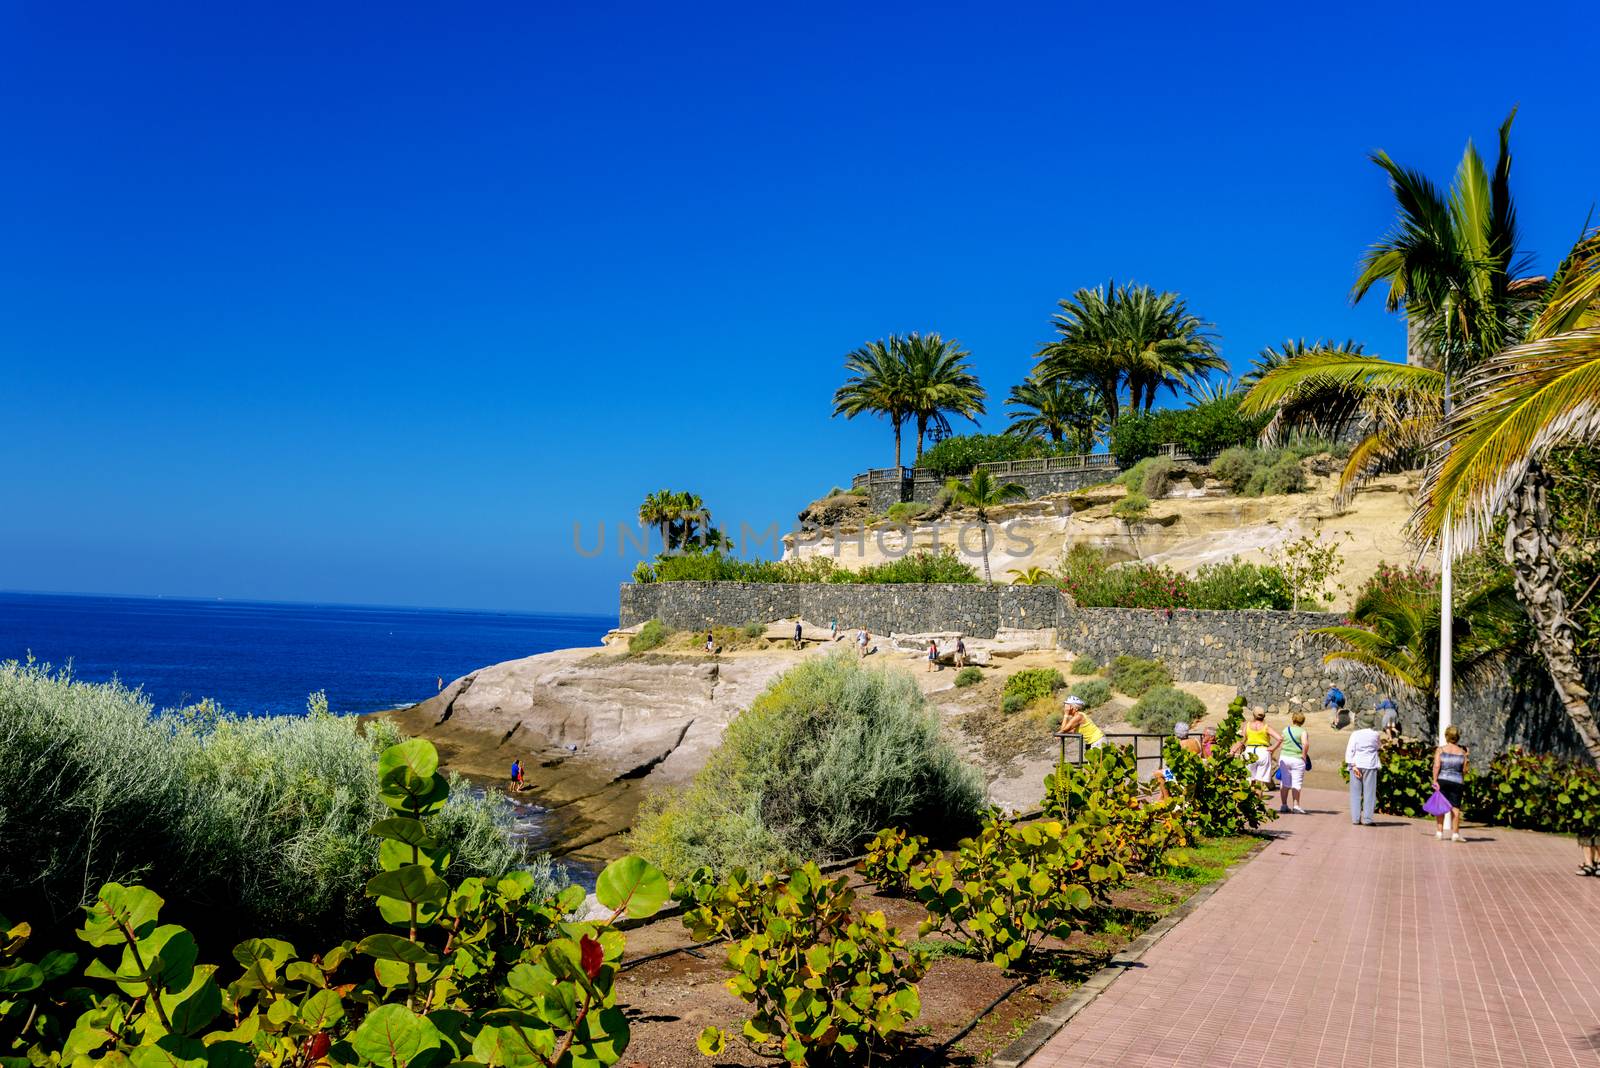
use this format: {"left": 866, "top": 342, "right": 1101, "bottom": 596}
{"left": 688, "top": 864, "right": 926, "bottom": 1067}
{"left": 856, "top": 829, "right": 932, "bottom": 896}
{"left": 2, "top": 738, "right": 671, "bottom": 1068}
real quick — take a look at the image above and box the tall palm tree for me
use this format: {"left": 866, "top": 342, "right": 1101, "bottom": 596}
{"left": 1035, "top": 281, "right": 1221, "bottom": 421}
{"left": 944, "top": 469, "right": 1027, "bottom": 584}
{"left": 833, "top": 340, "right": 911, "bottom": 469}
{"left": 1004, "top": 375, "right": 1106, "bottom": 451}
{"left": 898, "top": 332, "right": 986, "bottom": 461}
{"left": 1412, "top": 227, "right": 1600, "bottom": 763}
{"left": 1242, "top": 112, "right": 1600, "bottom": 764}
{"left": 638, "top": 490, "right": 678, "bottom": 555}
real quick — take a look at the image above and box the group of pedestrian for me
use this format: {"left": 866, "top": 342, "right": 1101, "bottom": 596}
{"left": 924, "top": 635, "right": 967, "bottom": 671}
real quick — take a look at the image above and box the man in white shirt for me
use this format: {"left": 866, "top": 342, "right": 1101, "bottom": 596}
{"left": 1344, "top": 711, "right": 1383, "bottom": 825}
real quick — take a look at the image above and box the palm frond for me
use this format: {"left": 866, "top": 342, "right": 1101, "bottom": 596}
{"left": 1239, "top": 351, "right": 1442, "bottom": 417}
{"left": 1414, "top": 327, "right": 1600, "bottom": 549}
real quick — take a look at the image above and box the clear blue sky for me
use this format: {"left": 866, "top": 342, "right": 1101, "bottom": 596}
{"left": 3, "top": 1, "right": 1593, "bottom": 614}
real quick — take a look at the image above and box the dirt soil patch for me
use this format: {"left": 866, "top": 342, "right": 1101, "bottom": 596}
{"left": 612, "top": 836, "right": 1261, "bottom": 1067}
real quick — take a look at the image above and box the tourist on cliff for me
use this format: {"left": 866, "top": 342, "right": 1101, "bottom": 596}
{"left": 1277, "top": 712, "right": 1311, "bottom": 814}
{"left": 1345, "top": 711, "right": 1383, "bottom": 825}
{"left": 926, "top": 639, "right": 939, "bottom": 672}
{"left": 1430, "top": 726, "right": 1469, "bottom": 842}
{"left": 1056, "top": 694, "right": 1105, "bottom": 749}
{"left": 1232, "top": 709, "right": 1281, "bottom": 787}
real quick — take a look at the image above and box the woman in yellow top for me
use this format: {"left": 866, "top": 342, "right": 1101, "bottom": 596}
{"left": 1056, "top": 694, "right": 1105, "bottom": 748}
{"left": 1230, "top": 707, "right": 1281, "bottom": 787}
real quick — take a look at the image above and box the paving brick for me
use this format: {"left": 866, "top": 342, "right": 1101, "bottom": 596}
{"left": 1022, "top": 787, "right": 1600, "bottom": 1067}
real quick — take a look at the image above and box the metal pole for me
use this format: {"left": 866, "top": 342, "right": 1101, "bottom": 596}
{"left": 1438, "top": 372, "right": 1454, "bottom": 739}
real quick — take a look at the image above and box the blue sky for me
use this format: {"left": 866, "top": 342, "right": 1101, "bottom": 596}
{"left": 2, "top": 0, "right": 1593, "bottom": 614}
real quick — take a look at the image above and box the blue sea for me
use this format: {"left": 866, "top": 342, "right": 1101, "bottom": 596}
{"left": 0, "top": 591, "right": 614, "bottom": 716}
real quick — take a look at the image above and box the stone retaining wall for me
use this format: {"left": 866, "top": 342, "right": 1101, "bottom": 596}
{"left": 615, "top": 583, "right": 1581, "bottom": 758}
{"left": 618, "top": 581, "right": 1060, "bottom": 638}
{"left": 906, "top": 467, "right": 1115, "bottom": 504}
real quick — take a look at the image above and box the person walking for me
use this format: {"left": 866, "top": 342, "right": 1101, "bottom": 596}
{"left": 794, "top": 620, "right": 804, "bottom": 649}
{"left": 510, "top": 758, "right": 525, "bottom": 790}
{"left": 1345, "top": 711, "right": 1383, "bottom": 825}
{"left": 1378, "top": 698, "right": 1400, "bottom": 740}
{"left": 829, "top": 617, "right": 838, "bottom": 641}
{"left": 926, "top": 639, "right": 939, "bottom": 672}
{"left": 1324, "top": 685, "right": 1347, "bottom": 729}
{"left": 1431, "top": 725, "right": 1470, "bottom": 842}
{"left": 856, "top": 628, "right": 869, "bottom": 658}
{"left": 1232, "top": 709, "right": 1281, "bottom": 788}
{"left": 1277, "top": 712, "right": 1311, "bottom": 814}
{"left": 954, "top": 635, "right": 967, "bottom": 668}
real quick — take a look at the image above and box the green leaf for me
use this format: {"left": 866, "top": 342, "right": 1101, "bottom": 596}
{"left": 366, "top": 865, "right": 450, "bottom": 907}
{"left": 696, "top": 1026, "right": 726, "bottom": 1056}
{"left": 594, "top": 857, "right": 669, "bottom": 919}
{"left": 79, "top": 884, "right": 164, "bottom": 947}
{"left": 161, "top": 967, "right": 222, "bottom": 1036}
{"left": 351, "top": 1004, "right": 433, "bottom": 1068}
{"left": 129, "top": 1036, "right": 207, "bottom": 1068}
{"left": 0, "top": 964, "right": 42, "bottom": 994}
{"left": 299, "top": 990, "right": 345, "bottom": 1030}
{"left": 356, "top": 934, "right": 441, "bottom": 967}
{"left": 377, "top": 739, "right": 440, "bottom": 788}
{"left": 469, "top": 1024, "right": 553, "bottom": 1068}
{"left": 369, "top": 817, "right": 438, "bottom": 850}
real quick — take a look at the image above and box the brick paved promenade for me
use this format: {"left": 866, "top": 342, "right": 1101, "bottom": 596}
{"left": 1025, "top": 787, "right": 1600, "bottom": 1067}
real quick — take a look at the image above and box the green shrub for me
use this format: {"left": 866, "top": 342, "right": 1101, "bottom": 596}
{"left": 1109, "top": 655, "right": 1171, "bottom": 697}
{"left": 886, "top": 501, "right": 930, "bottom": 522}
{"left": 0, "top": 663, "right": 533, "bottom": 945}
{"left": 1188, "top": 558, "right": 1294, "bottom": 610}
{"left": 0, "top": 737, "right": 669, "bottom": 1068}
{"left": 838, "top": 549, "right": 980, "bottom": 584}
{"left": 1069, "top": 654, "right": 1100, "bottom": 675}
{"left": 1128, "top": 686, "right": 1205, "bottom": 735}
{"left": 1129, "top": 456, "right": 1174, "bottom": 498}
{"left": 1213, "top": 695, "right": 1247, "bottom": 752}
{"left": 687, "top": 863, "right": 929, "bottom": 1064}
{"left": 630, "top": 655, "right": 985, "bottom": 881}
{"left": 1000, "top": 694, "right": 1029, "bottom": 715}
{"left": 1002, "top": 668, "right": 1066, "bottom": 704}
{"left": 629, "top": 618, "right": 672, "bottom": 652}
{"left": 953, "top": 666, "right": 984, "bottom": 688}
{"left": 917, "top": 434, "right": 1068, "bottom": 477}
{"left": 1208, "top": 445, "right": 1320, "bottom": 497}
{"left": 1210, "top": 446, "right": 1258, "bottom": 493}
{"left": 858, "top": 827, "right": 935, "bottom": 895}
{"left": 742, "top": 621, "right": 766, "bottom": 639}
{"left": 1068, "top": 678, "right": 1112, "bottom": 708}
{"left": 1162, "top": 741, "right": 1275, "bottom": 836}
{"left": 1112, "top": 492, "right": 1151, "bottom": 521}
{"left": 1109, "top": 395, "right": 1267, "bottom": 466}
{"left": 1059, "top": 545, "right": 1191, "bottom": 609}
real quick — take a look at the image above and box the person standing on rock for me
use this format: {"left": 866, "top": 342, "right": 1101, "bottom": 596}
{"left": 955, "top": 635, "right": 967, "bottom": 668}
{"left": 510, "top": 758, "right": 524, "bottom": 790}
{"left": 857, "top": 628, "right": 869, "bottom": 658}
{"left": 926, "top": 639, "right": 939, "bottom": 672}
{"left": 794, "top": 621, "right": 803, "bottom": 649}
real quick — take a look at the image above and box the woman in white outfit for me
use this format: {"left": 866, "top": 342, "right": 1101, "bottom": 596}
{"left": 1231, "top": 708, "right": 1281, "bottom": 788}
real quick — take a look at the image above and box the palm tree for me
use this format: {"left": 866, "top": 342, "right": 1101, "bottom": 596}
{"left": 1242, "top": 112, "right": 1600, "bottom": 764}
{"left": 898, "top": 332, "right": 986, "bottom": 461}
{"left": 1411, "top": 227, "right": 1600, "bottom": 763}
{"left": 638, "top": 490, "right": 678, "bottom": 555}
{"left": 1004, "top": 376, "right": 1106, "bottom": 451}
{"left": 833, "top": 340, "right": 911, "bottom": 469}
{"left": 1007, "top": 566, "right": 1055, "bottom": 586}
{"left": 1316, "top": 568, "right": 1519, "bottom": 725}
{"left": 1035, "top": 281, "right": 1222, "bottom": 421}
{"left": 944, "top": 469, "right": 1027, "bottom": 584}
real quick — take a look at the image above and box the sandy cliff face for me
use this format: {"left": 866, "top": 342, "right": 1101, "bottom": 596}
{"left": 786, "top": 470, "right": 1424, "bottom": 611}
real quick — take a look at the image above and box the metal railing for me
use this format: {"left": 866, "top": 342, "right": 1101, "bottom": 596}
{"left": 854, "top": 444, "right": 1211, "bottom": 491}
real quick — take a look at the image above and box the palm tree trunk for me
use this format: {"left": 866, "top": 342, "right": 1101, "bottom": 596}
{"left": 1505, "top": 463, "right": 1600, "bottom": 766}
{"left": 893, "top": 420, "right": 903, "bottom": 469}
{"left": 915, "top": 413, "right": 928, "bottom": 461}
{"left": 980, "top": 522, "right": 993, "bottom": 584}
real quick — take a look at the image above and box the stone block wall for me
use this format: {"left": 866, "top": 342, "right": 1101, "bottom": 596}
{"left": 907, "top": 467, "right": 1115, "bottom": 504}
{"left": 618, "top": 582, "right": 1060, "bottom": 638}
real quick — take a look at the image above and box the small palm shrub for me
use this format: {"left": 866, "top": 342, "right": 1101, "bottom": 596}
{"left": 1002, "top": 668, "right": 1066, "bottom": 704}
{"left": 1109, "top": 655, "right": 1171, "bottom": 697}
{"left": 630, "top": 655, "right": 985, "bottom": 881}
{"left": 1127, "top": 685, "right": 1205, "bottom": 735}
{"left": 1068, "top": 679, "right": 1111, "bottom": 708}
{"left": 1069, "top": 654, "right": 1100, "bottom": 675}
{"left": 953, "top": 666, "right": 983, "bottom": 688}
{"left": 630, "top": 619, "right": 672, "bottom": 652}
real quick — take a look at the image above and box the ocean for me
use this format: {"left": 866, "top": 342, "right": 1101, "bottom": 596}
{"left": 0, "top": 590, "right": 613, "bottom": 716}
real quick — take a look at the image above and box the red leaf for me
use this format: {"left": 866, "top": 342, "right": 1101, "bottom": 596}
{"left": 304, "top": 1032, "right": 331, "bottom": 1062}
{"left": 579, "top": 934, "right": 603, "bottom": 980}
